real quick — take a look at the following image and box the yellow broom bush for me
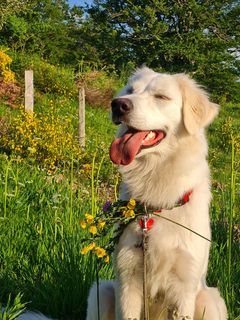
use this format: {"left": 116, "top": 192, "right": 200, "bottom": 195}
{"left": 0, "top": 49, "right": 15, "bottom": 83}
{"left": 1, "top": 107, "right": 82, "bottom": 170}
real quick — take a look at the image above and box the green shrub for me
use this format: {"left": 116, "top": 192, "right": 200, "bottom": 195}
{"left": 11, "top": 53, "right": 77, "bottom": 97}
{"left": 31, "top": 57, "right": 77, "bottom": 97}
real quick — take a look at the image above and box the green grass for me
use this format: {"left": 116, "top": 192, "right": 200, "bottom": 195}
{"left": 0, "top": 96, "right": 239, "bottom": 319}
{"left": 0, "top": 154, "right": 114, "bottom": 319}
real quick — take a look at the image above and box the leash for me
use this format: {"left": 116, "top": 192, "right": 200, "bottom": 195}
{"left": 142, "top": 205, "right": 150, "bottom": 320}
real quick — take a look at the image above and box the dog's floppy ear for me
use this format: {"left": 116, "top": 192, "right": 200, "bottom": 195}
{"left": 175, "top": 74, "right": 219, "bottom": 134}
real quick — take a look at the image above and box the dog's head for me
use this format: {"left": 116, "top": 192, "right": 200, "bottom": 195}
{"left": 110, "top": 67, "right": 218, "bottom": 165}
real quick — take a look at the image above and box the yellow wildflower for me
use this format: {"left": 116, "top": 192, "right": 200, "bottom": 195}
{"left": 83, "top": 163, "right": 92, "bottom": 171}
{"left": 127, "top": 198, "right": 136, "bottom": 209}
{"left": 0, "top": 50, "right": 12, "bottom": 66}
{"left": 95, "top": 246, "right": 106, "bottom": 258}
{"left": 2, "top": 69, "right": 15, "bottom": 83}
{"left": 123, "top": 209, "right": 135, "bottom": 218}
{"left": 98, "top": 220, "right": 106, "bottom": 230}
{"left": 80, "top": 246, "right": 89, "bottom": 255}
{"left": 27, "top": 147, "right": 36, "bottom": 153}
{"left": 79, "top": 220, "right": 87, "bottom": 229}
{"left": 89, "top": 225, "right": 97, "bottom": 235}
{"left": 87, "top": 242, "right": 96, "bottom": 251}
{"left": 104, "top": 255, "right": 110, "bottom": 263}
{"left": 80, "top": 242, "right": 96, "bottom": 255}
{"left": 85, "top": 213, "right": 94, "bottom": 224}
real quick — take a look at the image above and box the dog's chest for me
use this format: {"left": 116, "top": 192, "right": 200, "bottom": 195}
{"left": 116, "top": 217, "right": 197, "bottom": 300}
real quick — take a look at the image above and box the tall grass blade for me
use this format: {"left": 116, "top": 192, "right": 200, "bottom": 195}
{"left": 91, "top": 152, "right": 97, "bottom": 216}
{"left": 227, "top": 137, "right": 235, "bottom": 298}
{"left": 3, "top": 159, "right": 11, "bottom": 219}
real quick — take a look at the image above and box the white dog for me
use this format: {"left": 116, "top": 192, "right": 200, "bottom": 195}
{"left": 86, "top": 67, "right": 227, "bottom": 320}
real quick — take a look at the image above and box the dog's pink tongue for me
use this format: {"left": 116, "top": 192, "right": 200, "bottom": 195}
{"left": 110, "top": 131, "right": 148, "bottom": 165}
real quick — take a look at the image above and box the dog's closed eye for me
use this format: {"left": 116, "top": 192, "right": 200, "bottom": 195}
{"left": 154, "top": 93, "right": 171, "bottom": 100}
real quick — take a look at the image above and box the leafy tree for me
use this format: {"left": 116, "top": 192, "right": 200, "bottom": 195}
{"left": 0, "top": 0, "right": 30, "bottom": 30}
{"left": 85, "top": 0, "right": 240, "bottom": 101}
{"left": 1, "top": 0, "right": 239, "bottom": 101}
{"left": 0, "top": 0, "right": 83, "bottom": 64}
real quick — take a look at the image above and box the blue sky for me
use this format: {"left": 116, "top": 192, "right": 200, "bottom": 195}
{"left": 69, "top": 0, "right": 93, "bottom": 6}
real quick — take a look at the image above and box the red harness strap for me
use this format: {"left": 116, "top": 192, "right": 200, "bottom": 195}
{"left": 182, "top": 190, "right": 192, "bottom": 204}
{"left": 139, "top": 217, "right": 154, "bottom": 230}
{"left": 139, "top": 190, "right": 193, "bottom": 231}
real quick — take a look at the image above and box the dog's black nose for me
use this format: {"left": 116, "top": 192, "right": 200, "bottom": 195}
{"left": 111, "top": 98, "right": 133, "bottom": 124}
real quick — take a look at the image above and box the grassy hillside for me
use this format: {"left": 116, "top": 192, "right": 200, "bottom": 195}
{"left": 0, "top": 55, "right": 239, "bottom": 319}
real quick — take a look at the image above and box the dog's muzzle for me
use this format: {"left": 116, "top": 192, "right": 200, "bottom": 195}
{"left": 111, "top": 98, "right": 133, "bottom": 124}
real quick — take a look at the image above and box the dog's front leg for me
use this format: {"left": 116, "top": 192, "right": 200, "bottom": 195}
{"left": 164, "top": 288, "right": 197, "bottom": 320}
{"left": 174, "top": 292, "right": 196, "bottom": 320}
{"left": 165, "top": 250, "right": 201, "bottom": 320}
{"left": 114, "top": 235, "right": 143, "bottom": 320}
{"left": 115, "top": 277, "right": 143, "bottom": 320}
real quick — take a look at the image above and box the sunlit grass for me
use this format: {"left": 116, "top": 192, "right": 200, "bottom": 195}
{"left": 0, "top": 97, "right": 239, "bottom": 319}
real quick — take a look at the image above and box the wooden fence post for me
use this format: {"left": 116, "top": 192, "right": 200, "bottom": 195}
{"left": 25, "top": 70, "right": 34, "bottom": 112}
{"left": 79, "top": 86, "right": 85, "bottom": 148}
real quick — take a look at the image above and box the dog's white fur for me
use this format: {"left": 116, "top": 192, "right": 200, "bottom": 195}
{"left": 86, "top": 67, "right": 227, "bottom": 320}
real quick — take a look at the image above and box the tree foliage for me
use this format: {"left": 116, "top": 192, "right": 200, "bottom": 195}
{"left": 86, "top": 0, "right": 240, "bottom": 101}
{"left": 0, "top": 0, "right": 30, "bottom": 30}
{"left": 0, "top": 0, "right": 84, "bottom": 64}
{"left": 0, "top": 0, "right": 239, "bottom": 101}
